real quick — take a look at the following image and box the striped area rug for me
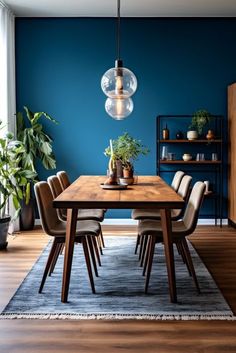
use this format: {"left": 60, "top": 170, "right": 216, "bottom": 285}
{"left": 1, "top": 236, "right": 235, "bottom": 320}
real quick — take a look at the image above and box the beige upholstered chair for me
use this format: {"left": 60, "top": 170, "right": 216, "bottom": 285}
{"left": 132, "top": 174, "right": 192, "bottom": 257}
{"left": 48, "top": 175, "right": 105, "bottom": 258}
{"left": 138, "top": 181, "right": 206, "bottom": 294}
{"left": 171, "top": 170, "right": 185, "bottom": 191}
{"left": 132, "top": 175, "right": 192, "bottom": 222}
{"left": 35, "top": 181, "right": 101, "bottom": 294}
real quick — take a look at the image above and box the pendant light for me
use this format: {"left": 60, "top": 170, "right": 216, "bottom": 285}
{"left": 101, "top": 0, "right": 137, "bottom": 120}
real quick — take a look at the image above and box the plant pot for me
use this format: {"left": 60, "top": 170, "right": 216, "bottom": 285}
{"left": 187, "top": 130, "right": 198, "bottom": 140}
{"left": 0, "top": 215, "right": 11, "bottom": 250}
{"left": 123, "top": 168, "right": 134, "bottom": 178}
{"left": 20, "top": 198, "right": 35, "bottom": 231}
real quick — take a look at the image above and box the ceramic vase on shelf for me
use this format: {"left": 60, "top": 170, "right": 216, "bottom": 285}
{"left": 206, "top": 129, "right": 215, "bottom": 140}
{"left": 162, "top": 124, "right": 169, "bottom": 140}
{"left": 176, "top": 131, "right": 184, "bottom": 140}
{"left": 187, "top": 130, "right": 198, "bottom": 140}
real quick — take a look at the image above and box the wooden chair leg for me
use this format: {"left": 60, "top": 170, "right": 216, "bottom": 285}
{"left": 140, "top": 234, "right": 148, "bottom": 267}
{"left": 87, "top": 236, "right": 98, "bottom": 277}
{"left": 143, "top": 235, "right": 151, "bottom": 276}
{"left": 60, "top": 243, "right": 64, "bottom": 255}
{"left": 92, "top": 236, "right": 101, "bottom": 266}
{"left": 134, "top": 233, "right": 140, "bottom": 254}
{"left": 97, "top": 235, "right": 103, "bottom": 255}
{"left": 181, "top": 238, "right": 201, "bottom": 294}
{"left": 39, "top": 238, "right": 58, "bottom": 293}
{"left": 139, "top": 235, "right": 144, "bottom": 261}
{"left": 145, "top": 235, "right": 156, "bottom": 294}
{"left": 82, "top": 237, "right": 96, "bottom": 294}
{"left": 49, "top": 243, "right": 62, "bottom": 276}
{"left": 100, "top": 229, "right": 105, "bottom": 248}
{"left": 177, "top": 241, "right": 192, "bottom": 276}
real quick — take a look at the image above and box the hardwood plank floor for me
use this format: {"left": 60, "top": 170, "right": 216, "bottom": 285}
{"left": 0, "top": 225, "right": 236, "bottom": 353}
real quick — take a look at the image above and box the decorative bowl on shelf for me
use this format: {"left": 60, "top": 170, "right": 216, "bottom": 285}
{"left": 187, "top": 130, "right": 198, "bottom": 140}
{"left": 182, "top": 153, "right": 192, "bottom": 161}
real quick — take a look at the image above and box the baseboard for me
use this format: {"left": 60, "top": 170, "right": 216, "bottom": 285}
{"left": 35, "top": 218, "right": 228, "bottom": 226}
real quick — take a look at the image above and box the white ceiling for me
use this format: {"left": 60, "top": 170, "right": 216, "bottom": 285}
{"left": 4, "top": 0, "right": 236, "bottom": 17}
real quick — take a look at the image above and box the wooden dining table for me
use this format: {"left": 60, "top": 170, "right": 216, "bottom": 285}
{"left": 53, "top": 175, "right": 184, "bottom": 303}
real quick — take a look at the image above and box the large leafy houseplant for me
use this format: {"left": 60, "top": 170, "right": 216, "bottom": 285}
{"left": 16, "top": 106, "right": 58, "bottom": 230}
{"left": 104, "top": 132, "right": 149, "bottom": 176}
{"left": 17, "top": 106, "right": 58, "bottom": 173}
{"left": 0, "top": 120, "right": 37, "bottom": 248}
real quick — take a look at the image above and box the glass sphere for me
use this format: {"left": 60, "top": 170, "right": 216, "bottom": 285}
{"left": 105, "top": 97, "right": 134, "bottom": 120}
{"left": 101, "top": 67, "right": 137, "bottom": 98}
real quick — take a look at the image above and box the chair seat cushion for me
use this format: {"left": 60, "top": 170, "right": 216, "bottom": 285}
{"left": 77, "top": 209, "right": 105, "bottom": 222}
{"left": 138, "top": 219, "right": 188, "bottom": 240}
{"left": 51, "top": 219, "right": 101, "bottom": 237}
{"left": 132, "top": 208, "right": 181, "bottom": 220}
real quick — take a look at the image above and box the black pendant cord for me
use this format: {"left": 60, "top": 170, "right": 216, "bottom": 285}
{"left": 116, "top": 0, "right": 121, "bottom": 61}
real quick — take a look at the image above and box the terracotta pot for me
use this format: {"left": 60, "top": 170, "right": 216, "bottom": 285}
{"left": 206, "top": 130, "right": 215, "bottom": 140}
{"left": 123, "top": 168, "right": 133, "bottom": 178}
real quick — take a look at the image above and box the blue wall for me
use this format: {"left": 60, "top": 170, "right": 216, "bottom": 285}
{"left": 15, "top": 18, "right": 236, "bottom": 218}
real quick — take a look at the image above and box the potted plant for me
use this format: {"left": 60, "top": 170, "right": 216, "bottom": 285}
{"left": 16, "top": 106, "right": 58, "bottom": 230}
{"left": 188, "top": 109, "right": 212, "bottom": 138}
{"left": 0, "top": 121, "right": 37, "bottom": 249}
{"left": 104, "top": 132, "right": 149, "bottom": 179}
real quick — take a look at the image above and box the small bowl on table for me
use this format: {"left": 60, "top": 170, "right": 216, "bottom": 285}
{"left": 119, "top": 177, "right": 134, "bottom": 185}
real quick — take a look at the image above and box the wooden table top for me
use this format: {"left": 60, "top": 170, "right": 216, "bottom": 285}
{"left": 53, "top": 175, "right": 184, "bottom": 210}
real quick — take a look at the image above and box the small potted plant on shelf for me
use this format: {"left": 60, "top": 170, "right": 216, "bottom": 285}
{"left": 104, "top": 132, "right": 149, "bottom": 183}
{"left": 0, "top": 120, "right": 37, "bottom": 249}
{"left": 16, "top": 106, "right": 59, "bottom": 230}
{"left": 187, "top": 109, "right": 211, "bottom": 139}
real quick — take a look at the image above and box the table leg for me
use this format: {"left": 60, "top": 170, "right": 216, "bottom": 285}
{"left": 61, "top": 208, "right": 78, "bottom": 303}
{"left": 160, "top": 208, "right": 177, "bottom": 303}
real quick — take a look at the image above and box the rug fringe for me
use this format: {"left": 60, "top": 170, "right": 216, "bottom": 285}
{"left": 0, "top": 313, "right": 236, "bottom": 321}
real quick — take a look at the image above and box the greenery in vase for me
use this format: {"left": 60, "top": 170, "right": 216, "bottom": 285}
{"left": 0, "top": 120, "right": 37, "bottom": 219}
{"left": 104, "top": 132, "right": 149, "bottom": 170}
{"left": 16, "top": 106, "right": 58, "bottom": 201}
{"left": 189, "top": 109, "right": 211, "bottom": 135}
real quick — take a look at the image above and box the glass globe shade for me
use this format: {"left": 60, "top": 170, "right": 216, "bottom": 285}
{"left": 101, "top": 67, "right": 137, "bottom": 99}
{"left": 105, "top": 97, "right": 134, "bottom": 120}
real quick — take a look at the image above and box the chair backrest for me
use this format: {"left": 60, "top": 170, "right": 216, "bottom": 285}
{"left": 177, "top": 175, "right": 192, "bottom": 200}
{"left": 57, "top": 171, "right": 70, "bottom": 190}
{"left": 47, "top": 175, "right": 67, "bottom": 221}
{"left": 171, "top": 171, "right": 185, "bottom": 191}
{"left": 171, "top": 175, "right": 192, "bottom": 219}
{"left": 182, "top": 181, "right": 206, "bottom": 234}
{"left": 47, "top": 175, "right": 63, "bottom": 198}
{"left": 34, "top": 181, "right": 60, "bottom": 236}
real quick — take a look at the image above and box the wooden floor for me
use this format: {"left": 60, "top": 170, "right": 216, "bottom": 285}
{"left": 0, "top": 225, "right": 236, "bottom": 353}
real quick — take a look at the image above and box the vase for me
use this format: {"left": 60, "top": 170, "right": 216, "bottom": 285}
{"left": 123, "top": 168, "right": 133, "bottom": 178}
{"left": 20, "top": 198, "right": 35, "bottom": 231}
{"left": 0, "top": 215, "right": 10, "bottom": 250}
{"left": 206, "top": 130, "right": 215, "bottom": 140}
{"left": 176, "top": 131, "right": 184, "bottom": 140}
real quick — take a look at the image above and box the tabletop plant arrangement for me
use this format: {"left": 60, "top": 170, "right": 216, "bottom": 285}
{"left": 0, "top": 120, "right": 37, "bottom": 249}
{"left": 104, "top": 132, "right": 149, "bottom": 184}
{"left": 16, "top": 106, "right": 58, "bottom": 230}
